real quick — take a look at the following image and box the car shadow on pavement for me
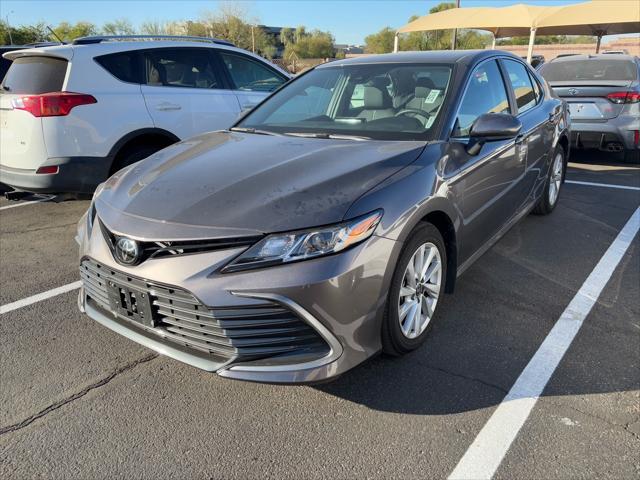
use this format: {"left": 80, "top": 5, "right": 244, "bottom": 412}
{"left": 315, "top": 188, "right": 640, "bottom": 415}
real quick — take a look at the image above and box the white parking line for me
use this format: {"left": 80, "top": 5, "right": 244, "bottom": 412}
{"left": 0, "top": 196, "right": 54, "bottom": 211}
{"left": 449, "top": 205, "right": 640, "bottom": 480}
{"left": 566, "top": 180, "right": 640, "bottom": 191}
{"left": 0, "top": 281, "right": 82, "bottom": 315}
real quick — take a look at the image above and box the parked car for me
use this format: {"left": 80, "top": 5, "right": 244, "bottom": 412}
{"left": 0, "top": 35, "right": 290, "bottom": 195}
{"left": 540, "top": 54, "right": 640, "bottom": 163}
{"left": 77, "top": 50, "right": 570, "bottom": 383}
{"left": 522, "top": 54, "right": 545, "bottom": 69}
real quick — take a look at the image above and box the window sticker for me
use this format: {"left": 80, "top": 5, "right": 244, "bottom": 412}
{"left": 425, "top": 89, "right": 441, "bottom": 104}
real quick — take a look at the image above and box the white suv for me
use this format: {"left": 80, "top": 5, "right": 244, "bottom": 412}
{"left": 0, "top": 35, "right": 290, "bottom": 194}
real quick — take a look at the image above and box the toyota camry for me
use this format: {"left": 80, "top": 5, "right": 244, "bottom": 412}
{"left": 77, "top": 50, "right": 570, "bottom": 383}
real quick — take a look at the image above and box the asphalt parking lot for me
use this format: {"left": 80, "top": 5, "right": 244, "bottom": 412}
{"left": 0, "top": 153, "right": 639, "bottom": 479}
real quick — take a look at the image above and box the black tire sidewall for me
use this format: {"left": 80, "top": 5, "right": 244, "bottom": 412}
{"left": 534, "top": 146, "right": 566, "bottom": 215}
{"left": 382, "top": 223, "right": 447, "bottom": 355}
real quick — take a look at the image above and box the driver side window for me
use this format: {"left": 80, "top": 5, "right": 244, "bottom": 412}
{"left": 220, "top": 52, "right": 286, "bottom": 92}
{"left": 453, "top": 60, "right": 510, "bottom": 137}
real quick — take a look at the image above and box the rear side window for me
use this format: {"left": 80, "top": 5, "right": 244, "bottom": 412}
{"left": 220, "top": 52, "right": 286, "bottom": 92}
{"left": 1, "top": 56, "right": 67, "bottom": 94}
{"left": 541, "top": 59, "right": 638, "bottom": 82}
{"left": 453, "top": 60, "right": 510, "bottom": 137}
{"left": 144, "top": 48, "right": 223, "bottom": 89}
{"left": 502, "top": 59, "right": 537, "bottom": 114}
{"left": 95, "top": 52, "right": 142, "bottom": 84}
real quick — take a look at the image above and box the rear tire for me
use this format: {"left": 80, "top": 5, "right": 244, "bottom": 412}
{"left": 623, "top": 149, "right": 640, "bottom": 164}
{"left": 110, "top": 143, "right": 165, "bottom": 175}
{"left": 382, "top": 223, "right": 447, "bottom": 356}
{"left": 532, "top": 147, "right": 565, "bottom": 215}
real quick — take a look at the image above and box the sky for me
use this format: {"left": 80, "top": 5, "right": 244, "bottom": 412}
{"left": 1, "top": 0, "right": 636, "bottom": 45}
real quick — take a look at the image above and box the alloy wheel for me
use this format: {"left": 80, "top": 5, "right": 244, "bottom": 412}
{"left": 548, "top": 152, "right": 563, "bottom": 206}
{"left": 398, "top": 242, "right": 442, "bottom": 339}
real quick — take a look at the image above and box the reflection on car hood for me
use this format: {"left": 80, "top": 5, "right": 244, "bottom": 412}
{"left": 96, "top": 131, "right": 426, "bottom": 241}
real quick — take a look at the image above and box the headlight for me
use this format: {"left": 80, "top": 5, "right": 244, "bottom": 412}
{"left": 222, "top": 210, "right": 383, "bottom": 272}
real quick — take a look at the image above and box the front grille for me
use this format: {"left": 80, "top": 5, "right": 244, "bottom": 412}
{"left": 80, "top": 259, "right": 329, "bottom": 362}
{"left": 99, "top": 218, "right": 262, "bottom": 263}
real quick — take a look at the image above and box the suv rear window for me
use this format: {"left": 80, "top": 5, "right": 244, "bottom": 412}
{"left": 541, "top": 59, "right": 638, "bottom": 82}
{"left": 1, "top": 56, "right": 67, "bottom": 94}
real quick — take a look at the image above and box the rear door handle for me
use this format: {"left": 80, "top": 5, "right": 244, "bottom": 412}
{"left": 156, "top": 102, "right": 181, "bottom": 111}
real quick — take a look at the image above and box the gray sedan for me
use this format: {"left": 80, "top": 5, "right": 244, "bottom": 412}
{"left": 540, "top": 54, "right": 640, "bottom": 163}
{"left": 76, "top": 50, "right": 570, "bottom": 383}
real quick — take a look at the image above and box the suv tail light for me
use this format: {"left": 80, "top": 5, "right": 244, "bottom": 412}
{"left": 12, "top": 92, "right": 97, "bottom": 117}
{"left": 606, "top": 92, "right": 640, "bottom": 104}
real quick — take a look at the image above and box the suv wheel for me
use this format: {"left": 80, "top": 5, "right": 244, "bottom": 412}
{"left": 110, "top": 144, "right": 163, "bottom": 175}
{"left": 382, "top": 223, "right": 446, "bottom": 356}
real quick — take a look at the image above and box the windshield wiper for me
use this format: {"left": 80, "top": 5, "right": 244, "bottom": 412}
{"left": 229, "top": 127, "right": 279, "bottom": 136}
{"left": 283, "top": 132, "right": 371, "bottom": 141}
{"left": 1, "top": 85, "right": 10, "bottom": 92}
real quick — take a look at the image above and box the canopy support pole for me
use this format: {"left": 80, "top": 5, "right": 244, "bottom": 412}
{"left": 393, "top": 32, "right": 399, "bottom": 53}
{"left": 595, "top": 33, "right": 603, "bottom": 53}
{"left": 526, "top": 27, "right": 537, "bottom": 64}
{"left": 491, "top": 34, "right": 496, "bottom": 50}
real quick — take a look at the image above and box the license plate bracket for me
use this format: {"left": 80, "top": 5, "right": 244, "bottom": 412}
{"left": 106, "top": 281, "right": 155, "bottom": 327}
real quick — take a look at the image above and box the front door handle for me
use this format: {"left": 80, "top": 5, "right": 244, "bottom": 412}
{"left": 156, "top": 102, "right": 181, "bottom": 111}
{"left": 241, "top": 103, "right": 258, "bottom": 111}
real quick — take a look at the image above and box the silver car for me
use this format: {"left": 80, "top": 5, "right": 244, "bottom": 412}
{"left": 540, "top": 54, "right": 640, "bottom": 163}
{"left": 77, "top": 51, "right": 570, "bottom": 383}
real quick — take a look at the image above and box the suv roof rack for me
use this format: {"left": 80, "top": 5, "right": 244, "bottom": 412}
{"left": 72, "top": 35, "right": 235, "bottom": 47}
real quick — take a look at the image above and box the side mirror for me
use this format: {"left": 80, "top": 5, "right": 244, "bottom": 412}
{"left": 467, "top": 113, "right": 522, "bottom": 155}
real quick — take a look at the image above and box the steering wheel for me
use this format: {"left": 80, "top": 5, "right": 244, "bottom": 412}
{"left": 394, "top": 108, "right": 431, "bottom": 125}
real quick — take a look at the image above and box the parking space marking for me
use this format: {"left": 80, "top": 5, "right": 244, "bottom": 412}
{"left": 565, "top": 180, "right": 640, "bottom": 191}
{"left": 0, "top": 281, "right": 82, "bottom": 315}
{"left": 0, "top": 196, "right": 54, "bottom": 211}
{"left": 449, "top": 205, "right": 640, "bottom": 480}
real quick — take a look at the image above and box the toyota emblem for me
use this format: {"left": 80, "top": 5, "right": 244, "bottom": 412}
{"left": 114, "top": 237, "right": 141, "bottom": 265}
{"left": 568, "top": 88, "right": 579, "bottom": 96}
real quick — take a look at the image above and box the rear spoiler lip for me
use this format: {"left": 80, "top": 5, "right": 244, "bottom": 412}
{"left": 3, "top": 46, "right": 74, "bottom": 62}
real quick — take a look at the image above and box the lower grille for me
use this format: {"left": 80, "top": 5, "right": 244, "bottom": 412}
{"left": 80, "top": 259, "right": 329, "bottom": 362}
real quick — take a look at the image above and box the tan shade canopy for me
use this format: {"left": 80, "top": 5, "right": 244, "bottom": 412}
{"left": 397, "top": 4, "right": 561, "bottom": 38}
{"left": 397, "top": 1, "right": 640, "bottom": 37}
{"left": 536, "top": 0, "right": 640, "bottom": 36}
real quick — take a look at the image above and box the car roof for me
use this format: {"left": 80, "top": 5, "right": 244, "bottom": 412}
{"left": 550, "top": 53, "right": 638, "bottom": 63}
{"left": 319, "top": 49, "right": 522, "bottom": 68}
{"left": 1, "top": 40, "right": 291, "bottom": 77}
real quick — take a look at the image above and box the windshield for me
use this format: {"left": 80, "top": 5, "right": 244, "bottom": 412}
{"left": 236, "top": 62, "right": 453, "bottom": 141}
{"left": 540, "top": 59, "right": 637, "bottom": 83}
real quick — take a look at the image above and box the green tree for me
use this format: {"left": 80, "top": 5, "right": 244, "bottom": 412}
{"left": 140, "top": 21, "right": 168, "bottom": 35}
{"left": 280, "top": 27, "right": 294, "bottom": 46}
{"left": 52, "top": 21, "right": 98, "bottom": 42}
{"left": 0, "top": 21, "right": 50, "bottom": 45}
{"left": 103, "top": 18, "right": 135, "bottom": 36}
{"left": 364, "top": 26, "right": 396, "bottom": 54}
{"left": 284, "top": 29, "right": 334, "bottom": 58}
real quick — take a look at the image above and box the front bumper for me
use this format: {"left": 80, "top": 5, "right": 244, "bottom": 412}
{"left": 77, "top": 215, "right": 400, "bottom": 383}
{"left": 0, "top": 156, "right": 111, "bottom": 194}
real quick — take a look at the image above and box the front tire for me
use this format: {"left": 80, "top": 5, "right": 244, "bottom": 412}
{"left": 532, "top": 147, "right": 565, "bottom": 215}
{"left": 382, "top": 223, "right": 446, "bottom": 356}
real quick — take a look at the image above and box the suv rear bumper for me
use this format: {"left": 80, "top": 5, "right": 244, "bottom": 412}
{"left": 571, "top": 119, "right": 639, "bottom": 151}
{"left": 0, "top": 156, "right": 111, "bottom": 194}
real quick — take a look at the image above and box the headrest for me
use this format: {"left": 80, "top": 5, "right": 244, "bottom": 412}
{"left": 363, "top": 86, "right": 389, "bottom": 108}
{"left": 414, "top": 77, "right": 436, "bottom": 98}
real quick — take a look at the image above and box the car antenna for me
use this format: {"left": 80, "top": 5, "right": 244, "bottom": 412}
{"left": 47, "top": 26, "right": 65, "bottom": 44}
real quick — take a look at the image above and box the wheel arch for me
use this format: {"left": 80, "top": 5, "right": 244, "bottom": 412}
{"left": 419, "top": 209, "right": 458, "bottom": 294}
{"left": 107, "top": 128, "right": 181, "bottom": 174}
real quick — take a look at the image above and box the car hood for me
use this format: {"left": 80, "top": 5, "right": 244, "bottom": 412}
{"left": 96, "top": 131, "right": 426, "bottom": 241}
